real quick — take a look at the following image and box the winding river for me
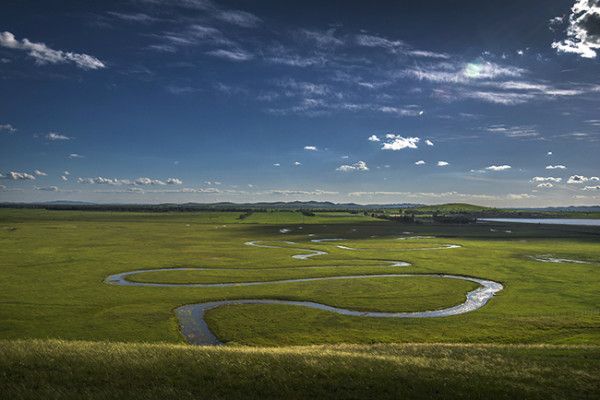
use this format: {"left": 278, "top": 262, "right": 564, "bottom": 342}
{"left": 104, "top": 238, "right": 504, "bottom": 345}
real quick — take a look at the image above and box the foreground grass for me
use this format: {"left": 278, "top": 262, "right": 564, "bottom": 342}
{"left": 1, "top": 339, "right": 598, "bottom": 400}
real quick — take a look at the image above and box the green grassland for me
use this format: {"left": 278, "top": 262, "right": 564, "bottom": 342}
{"left": 1, "top": 208, "right": 599, "bottom": 398}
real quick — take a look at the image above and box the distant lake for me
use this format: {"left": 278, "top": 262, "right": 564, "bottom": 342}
{"left": 479, "top": 218, "right": 600, "bottom": 226}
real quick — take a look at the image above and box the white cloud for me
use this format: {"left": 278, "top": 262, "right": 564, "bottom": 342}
{"left": 437, "top": 161, "right": 449, "bottom": 167}
{"left": 532, "top": 177, "right": 562, "bottom": 182}
{"left": 378, "top": 106, "right": 423, "bottom": 116}
{"left": 583, "top": 185, "right": 600, "bottom": 190}
{"left": 304, "top": 145, "right": 317, "bottom": 151}
{"left": 61, "top": 175, "right": 68, "bottom": 181}
{"left": 77, "top": 176, "right": 182, "bottom": 186}
{"left": 46, "top": 132, "right": 72, "bottom": 141}
{"left": 0, "top": 123, "right": 16, "bottom": 132}
{"left": 34, "top": 169, "right": 47, "bottom": 176}
{"left": 403, "top": 61, "right": 525, "bottom": 84}
{"left": 381, "top": 135, "right": 420, "bottom": 151}
{"left": 537, "top": 183, "right": 554, "bottom": 188}
{"left": 485, "top": 165, "right": 511, "bottom": 171}
{"left": 64, "top": 170, "right": 70, "bottom": 175}
{"left": 206, "top": 48, "right": 253, "bottom": 61}
{"left": 547, "top": 151, "right": 553, "bottom": 155}
{"left": 507, "top": 193, "right": 536, "bottom": 200}
{"left": 552, "top": 0, "right": 600, "bottom": 58}
{"left": 425, "top": 139, "right": 434, "bottom": 146}
{"left": 68, "top": 153, "right": 84, "bottom": 159}
{"left": 368, "top": 134, "right": 380, "bottom": 142}
{"left": 0, "top": 31, "right": 105, "bottom": 69}
{"left": 294, "top": 161, "right": 301, "bottom": 166}
{"left": 134, "top": 177, "right": 167, "bottom": 186}
{"left": 568, "top": 175, "right": 600, "bottom": 184}
{"left": 336, "top": 161, "right": 369, "bottom": 172}
{"left": 268, "top": 189, "right": 339, "bottom": 196}
{"left": 34, "top": 186, "right": 59, "bottom": 192}
{"left": 78, "top": 177, "right": 126, "bottom": 185}
{"left": 2, "top": 171, "right": 36, "bottom": 180}
{"left": 546, "top": 165, "right": 567, "bottom": 169}
{"left": 415, "top": 160, "right": 426, "bottom": 165}
{"left": 273, "top": 163, "right": 280, "bottom": 167}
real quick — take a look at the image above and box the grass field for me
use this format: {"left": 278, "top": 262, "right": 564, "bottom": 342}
{"left": 1, "top": 208, "right": 599, "bottom": 398}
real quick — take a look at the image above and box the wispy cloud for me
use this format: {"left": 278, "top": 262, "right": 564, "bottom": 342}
{"left": 216, "top": 10, "right": 262, "bottom": 28}
{"left": 206, "top": 48, "right": 253, "bottom": 61}
{"left": 0, "top": 123, "right": 16, "bottom": 133}
{"left": 0, "top": 31, "right": 105, "bottom": 70}
{"left": 46, "top": 132, "right": 72, "bottom": 141}
{"left": 485, "top": 124, "right": 540, "bottom": 138}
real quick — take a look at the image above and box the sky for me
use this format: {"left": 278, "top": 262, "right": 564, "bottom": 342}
{"left": 1, "top": 0, "right": 599, "bottom": 207}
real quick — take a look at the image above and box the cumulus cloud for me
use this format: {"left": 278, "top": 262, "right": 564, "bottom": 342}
{"left": 273, "top": 163, "right": 280, "bottom": 167}
{"left": 0, "top": 31, "right": 105, "bottom": 69}
{"left": 304, "top": 145, "right": 317, "bottom": 151}
{"left": 552, "top": 0, "right": 600, "bottom": 58}
{"left": 34, "top": 169, "right": 47, "bottom": 176}
{"left": 336, "top": 161, "right": 369, "bottom": 172}
{"left": 437, "top": 161, "right": 449, "bottom": 167}
{"left": 294, "top": 161, "right": 302, "bottom": 166}
{"left": 368, "top": 134, "right": 380, "bottom": 142}
{"left": 485, "top": 165, "right": 512, "bottom": 171}
{"left": 46, "top": 132, "right": 72, "bottom": 141}
{"left": 61, "top": 175, "right": 68, "bottom": 181}
{"left": 532, "top": 176, "right": 562, "bottom": 182}
{"left": 425, "top": 139, "right": 434, "bottom": 146}
{"left": 568, "top": 175, "right": 600, "bottom": 183}
{"left": 381, "top": 135, "right": 420, "bottom": 151}
{"left": 583, "top": 185, "right": 600, "bottom": 190}
{"left": 415, "top": 160, "right": 426, "bottom": 165}
{"left": 68, "top": 153, "right": 84, "bottom": 159}
{"left": 77, "top": 176, "right": 182, "bottom": 186}
{"left": 2, "top": 171, "right": 36, "bottom": 180}
{"left": 546, "top": 165, "right": 567, "bottom": 169}
{"left": 0, "top": 123, "right": 16, "bottom": 132}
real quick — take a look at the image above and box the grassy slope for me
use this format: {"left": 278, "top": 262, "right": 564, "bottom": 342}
{"left": 1, "top": 339, "right": 598, "bottom": 400}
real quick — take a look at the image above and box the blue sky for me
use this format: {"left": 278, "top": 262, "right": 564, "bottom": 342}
{"left": 1, "top": 0, "right": 599, "bottom": 206}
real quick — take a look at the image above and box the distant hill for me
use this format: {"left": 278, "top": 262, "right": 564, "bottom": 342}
{"left": 410, "top": 203, "right": 495, "bottom": 213}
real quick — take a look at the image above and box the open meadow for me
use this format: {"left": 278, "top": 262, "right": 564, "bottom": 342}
{"left": 0, "top": 208, "right": 599, "bottom": 398}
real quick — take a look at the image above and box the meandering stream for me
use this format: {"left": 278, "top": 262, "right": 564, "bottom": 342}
{"left": 104, "top": 238, "right": 504, "bottom": 345}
